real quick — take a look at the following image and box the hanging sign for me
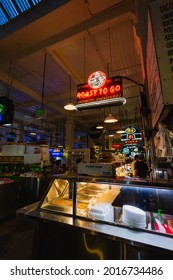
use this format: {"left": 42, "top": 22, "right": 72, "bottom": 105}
{"left": 75, "top": 72, "right": 126, "bottom": 110}
{"left": 0, "top": 96, "right": 14, "bottom": 125}
{"left": 121, "top": 127, "right": 142, "bottom": 142}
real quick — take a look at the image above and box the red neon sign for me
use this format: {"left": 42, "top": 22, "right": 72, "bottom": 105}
{"left": 77, "top": 76, "right": 122, "bottom": 104}
{"left": 112, "top": 144, "right": 121, "bottom": 149}
{"left": 125, "top": 140, "right": 138, "bottom": 144}
{"left": 87, "top": 71, "right": 107, "bottom": 89}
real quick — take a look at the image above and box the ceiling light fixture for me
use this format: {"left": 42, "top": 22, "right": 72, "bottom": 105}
{"left": 3, "top": 123, "right": 12, "bottom": 127}
{"left": 104, "top": 113, "right": 118, "bottom": 123}
{"left": 96, "top": 124, "right": 104, "bottom": 129}
{"left": 30, "top": 131, "right": 37, "bottom": 136}
{"left": 64, "top": 76, "right": 76, "bottom": 111}
{"left": 116, "top": 129, "right": 126, "bottom": 134}
{"left": 64, "top": 102, "right": 76, "bottom": 110}
{"left": 96, "top": 108, "right": 104, "bottom": 129}
{"left": 58, "top": 144, "right": 63, "bottom": 148}
{"left": 108, "top": 133, "right": 115, "bottom": 137}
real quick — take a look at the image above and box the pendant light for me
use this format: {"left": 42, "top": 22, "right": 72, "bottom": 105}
{"left": 64, "top": 76, "right": 76, "bottom": 111}
{"left": 96, "top": 124, "right": 104, "bottom": 129}
{"left": 104, "top": 113, "right": 118, "bottom": 123}
{"left": 96, "top": 108, "right": 104, "bottom": 129}
{"left": 116, "top": 107, "right": 125, "bottom": 133}
{"left": 116, "top": 129, "right": 126, "bottom": 134}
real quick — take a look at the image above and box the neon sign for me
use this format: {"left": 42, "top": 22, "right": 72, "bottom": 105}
{"left": 125, "top": 140, "right": 139, "bottom": 145}
{"left": 112, "top": 144, "right": 121, "bottom": 149}
{"left": 49, "top": 148, "right": 64, "bottom": 157}
{"left": 125, "top": 127, "right": 136, "bottom": 133}
{"left": 0, "top": 104, "right": 5, "bottom": 114}
{"left": 76, "top": 76, "right": 122, "bottom": 104}
{"left": 121, "top": 127, "right": 142, "bottom": 143}
{"left": 0, "top": 96, "right": 14, "bottom": 126}
{"left": 87, "top": 71, "right": 106, "bottom": 89}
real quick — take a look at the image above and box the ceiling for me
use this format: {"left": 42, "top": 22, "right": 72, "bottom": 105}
{"left": 0, "top": 0, "right": 149, "bottom": 144}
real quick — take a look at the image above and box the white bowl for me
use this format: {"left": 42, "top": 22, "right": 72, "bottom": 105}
{"left": 122, "top": 205, "right": 146, "bottom": 228}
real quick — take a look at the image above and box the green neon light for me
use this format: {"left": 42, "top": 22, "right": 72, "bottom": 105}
{"left": 0, "top": 103, "right": 5, "bottom": 114}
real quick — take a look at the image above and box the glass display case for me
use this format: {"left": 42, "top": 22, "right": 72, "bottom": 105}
{"left": 38, "top": 176, "right": 173, "bottom": 237}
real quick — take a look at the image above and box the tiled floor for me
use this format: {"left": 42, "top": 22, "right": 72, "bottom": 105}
{"left": 0, "top": 214, "right": 35, "bottom": 260}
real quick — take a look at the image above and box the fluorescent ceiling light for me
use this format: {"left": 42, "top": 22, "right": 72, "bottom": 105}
{"left": 3, "top": 123, "right": 11, "bottom": 127}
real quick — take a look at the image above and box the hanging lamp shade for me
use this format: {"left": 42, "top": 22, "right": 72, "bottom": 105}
{"left": 96, "top": 108, "right": 104, "bottom": 129}
{"left": 104, "top": 113, "right": 118, "bottom": 123}
{"left": 116, "top": 129, "right": 126, "bottom": 134}
{"left": 64, "top": 102, "right": 76, "bottom": 110}
{"left": 96, "top": 124, "right": 104, "bottom": 129}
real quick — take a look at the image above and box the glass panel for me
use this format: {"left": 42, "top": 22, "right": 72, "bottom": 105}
{"left": 39, "top": 177, "right": 173, "bottom": 237}
{"left": 76, "top": 182, "right": 173, "bottom": 237}
{"left": 76, "top": 181, "right": 111, "bottom": 217}
{"left": 113, "top": 185, "right": 173, "bottom": 236}
{"left": 40, "top": 178, "right": 73, "bottom": 215}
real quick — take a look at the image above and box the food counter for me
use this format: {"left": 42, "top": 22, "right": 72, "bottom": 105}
{"left": 18, "top": 176, "right": 173, "bottom": 259}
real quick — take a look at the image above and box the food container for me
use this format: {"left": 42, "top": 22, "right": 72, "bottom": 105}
{"left": 88, "top": 202, "right": 114, "bottom": 222}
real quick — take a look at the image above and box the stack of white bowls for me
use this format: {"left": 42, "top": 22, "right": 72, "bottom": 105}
{"left": 88, "top": 203, "right": 114, "bottom": 222}
{"left": 122, "top": 205, "right": 146, "bottom": 228}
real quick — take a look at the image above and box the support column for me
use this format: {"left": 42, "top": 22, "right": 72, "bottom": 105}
{"left": 65, "top": 117, "right": 74, "bottom": 149}
{"left": 17, "top": 123, "right": 24, "bottom": 143}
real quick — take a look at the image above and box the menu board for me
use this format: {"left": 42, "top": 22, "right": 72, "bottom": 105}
{"left": 147, "top": 11, "right": 164, "bottom": 128}
{"left": 149, "top": 0, "right": 173, "bottom": 105}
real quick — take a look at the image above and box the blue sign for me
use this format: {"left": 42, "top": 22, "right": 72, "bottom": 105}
{"left": 49, "top": 148, "right": 64, "bottom": 157}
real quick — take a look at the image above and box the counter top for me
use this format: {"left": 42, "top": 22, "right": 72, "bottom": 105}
{"left": 17, "top": 202, "right": 173, "bottom": 254}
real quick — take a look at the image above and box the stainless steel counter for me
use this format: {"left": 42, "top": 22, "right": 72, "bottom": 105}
{"left": 17, "top": 202, "right": 173, "bottom": 259}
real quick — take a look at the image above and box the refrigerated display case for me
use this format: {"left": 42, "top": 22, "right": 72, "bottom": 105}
{"left": 18, "top": 175, "right": 173, "bottom": 259}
